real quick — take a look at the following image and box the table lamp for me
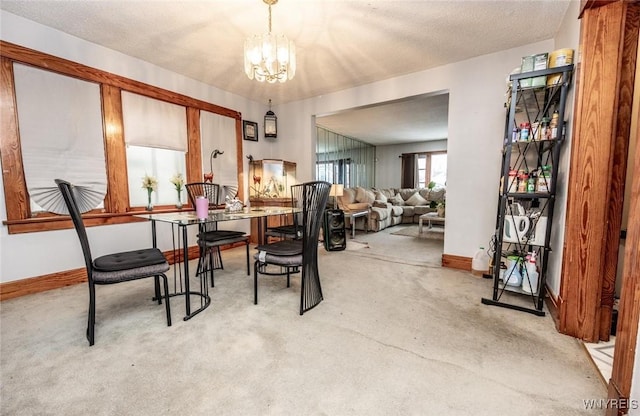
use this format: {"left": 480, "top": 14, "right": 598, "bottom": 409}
{"left": 329, "top": 184, "right": 344, "bottom": 210}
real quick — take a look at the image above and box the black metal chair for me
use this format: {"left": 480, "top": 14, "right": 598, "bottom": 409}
{"left": 55, "top": 179, "right": 171, "bottom": 346}
{"left": 253, "top": 181, "right": 331, "bottom": 314}
{"left": 265, "top": 183, "right": 304, "bottom": 241}
{"left": 185, "top": 182, "right": 250, "bottom": 287}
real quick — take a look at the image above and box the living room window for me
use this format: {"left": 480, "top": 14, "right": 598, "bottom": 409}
{"left": 416, "top": 152, "right": 447, "bottom": 188}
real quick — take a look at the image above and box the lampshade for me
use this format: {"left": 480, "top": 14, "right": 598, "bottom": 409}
{"left": 329, "top": 184, "right": 344, "bottom": 197}
{"left": 330, "top": 184, "right": 344, "bottom": 210}
{"left": 244, "top": 0, "right": 296, "bottom": 84}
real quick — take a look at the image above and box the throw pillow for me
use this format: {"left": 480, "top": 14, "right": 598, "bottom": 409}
{"left": 405, "top": 192, "right": 428, "bottom": 206}
{"left": 355, "top": 187, "right": 375, "bottom": 204}
{"left": 374, "top": 190, "right": 388, "bottom": 203}
{"left": 389, "top": 194, "right": 405, "bottom": 206}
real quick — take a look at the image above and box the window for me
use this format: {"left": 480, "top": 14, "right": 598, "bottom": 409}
{"left": 122, "top": 91, "right": 189, "bottom": 208}
{"left": 430, "top": 153, "right": 447, "bottom": 187}
{"left": 126, "top": 146, "right": 186, "bottom": 206}
{"left": 12, "top": 63, "right": 107, "bottom": 215}
{"left": 416, "top": 152, "right": 447, "bottom": 188}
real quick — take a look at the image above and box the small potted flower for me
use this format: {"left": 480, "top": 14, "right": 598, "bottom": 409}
{"left": 170, "top": 173, "right": 185, "bottom": 209}
{"left": 142, "top": 174, "right": 157, "bottom": 211}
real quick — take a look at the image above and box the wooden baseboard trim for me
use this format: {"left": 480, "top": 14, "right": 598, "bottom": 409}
{"left": 0, "top": 242, "right": 247, "bottom": 301}
{"left": 0, "top": 268, "right": 88, "bottom": 300}
{"left": 442, "top": 254, "right": 472, "bottom": 271}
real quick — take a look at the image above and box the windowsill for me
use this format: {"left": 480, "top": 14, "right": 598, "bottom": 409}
{"left": 2, "top": 206, "right": 201, "bottom": 234}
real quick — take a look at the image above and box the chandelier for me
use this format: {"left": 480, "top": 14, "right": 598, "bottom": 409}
{"left": 244, "top": 0, "right": 296, "bottom": 83}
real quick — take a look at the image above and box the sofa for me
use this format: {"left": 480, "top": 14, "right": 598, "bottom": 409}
{"left": 337, "top": 186, "right": 446, "bottom": 232}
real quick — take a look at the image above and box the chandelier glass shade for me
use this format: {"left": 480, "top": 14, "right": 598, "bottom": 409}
{"left": 244, "top": 0, "right": 296, "bottom": 83}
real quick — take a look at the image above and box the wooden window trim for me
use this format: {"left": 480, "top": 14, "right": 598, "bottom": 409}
{"left": 409, "top": 151, "right": 447, "bottom": 186}
{"left": 0, "top": 41, "right": 244, "bottom": 234}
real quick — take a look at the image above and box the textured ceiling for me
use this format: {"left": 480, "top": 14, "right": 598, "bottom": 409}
{"left": 0, "top": 0, "right": 571, "bottom": 145}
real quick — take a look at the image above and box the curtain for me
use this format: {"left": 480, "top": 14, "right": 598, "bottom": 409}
{"left": 121, "top": 91, "right": 188, "bottom": 152}
{"left": 401, "top": 153, "right": 416, "bottom": 188}
{"left": 13, "top": 63, "right": 107, "bottom": 214}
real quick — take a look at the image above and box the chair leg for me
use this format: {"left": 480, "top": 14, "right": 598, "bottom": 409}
{"left": 214, "top": 247, "right": 224, "bottom": 270}
{"left": 245, "top": 242, "right": 250, "bottom": 276}
{"left": 209, "top": 247, "right": 215, "bottom": 287}
{"left": 87, "top": 283, "right": 96, "bottom": 346}
{"left": 154, "top": 275, "right": 161, "bottom": 305}
{"left": 254, "top": 260, "right": 259, "bottom": 305}
{"left": 286, "top": 268, "right": 291, "bottom": 288}
{"left": 161, "top": 274, "right": 172, "bottom": 327}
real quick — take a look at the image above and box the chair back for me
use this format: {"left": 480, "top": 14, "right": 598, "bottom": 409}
{"left": 299, "top": 181, "right": 331, "bottom": 314}
{"left": 289, "top": 184, "right": 304, "bottom": 235}
{"left": 55, "top": 179, "right": 94, "bottom": 280}
{"left": 185, "top": 182, "right": 221, "bottom": 207}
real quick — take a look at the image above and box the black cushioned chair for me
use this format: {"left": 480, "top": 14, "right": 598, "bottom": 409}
{"left": 253, "top": 181, "right": 331, "bottom": 314}
{"left": 55, "top": 179, "right": 171, "bottom": 346}
{"left": 185, "top": 182, "right": 250, "bottom": 287}
{"left": 264, "top": 183, "right": 304, "bottom": 241}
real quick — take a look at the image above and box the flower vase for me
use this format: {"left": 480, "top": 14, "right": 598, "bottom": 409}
{"left": 176, "top": 189, "right": 183, "bottom": 209}
{"left": 146, "top": 188, "right": 153, "bottom": 211}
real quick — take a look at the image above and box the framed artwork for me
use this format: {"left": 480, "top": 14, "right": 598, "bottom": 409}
{"left": 243, "top": 120, "right": 258, "bottom": 141}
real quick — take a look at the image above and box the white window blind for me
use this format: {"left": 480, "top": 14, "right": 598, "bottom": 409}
{"left": 121, "top": 91, "right": 188, "bottom": 152}
{"left": 201, "top": 111, "right": 238, "bottom": 201}
{"left": 13, "top": 63, "right": 107, "bottom": 214}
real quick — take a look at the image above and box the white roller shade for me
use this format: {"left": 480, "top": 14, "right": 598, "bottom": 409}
{"left": 122, "top": 91, "right": 188, "bottom": 152}
{"left": 201, "top": 111, "right": 238, "bottom": 201}
{"left": 13, "top": 63, "right": 107, "bottom": 214}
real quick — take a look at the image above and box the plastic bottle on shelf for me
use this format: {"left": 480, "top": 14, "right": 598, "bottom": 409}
{"left": 550, "top": 110, "right": 559, "bottom": 139}
{"left": 527, "top": 171, "right": 536, "bottom": 193}
{"left": 537, "top": 165, "right": 552, "bottom": 192}
{"left": 504, "top": 256, "right": 523, "bottom": 286}
{"left": 508, "top": 168, "right": 518, "bottom": 193}
{"left": 518, "top": 171, "right": 528, "bottom": 193}
{"left": 540, "top": 117, "right": 550, "bottom": 140}
{"left": 519, "top": 122, "right": 530, "bottom": 141}
{"left": 472, "top": 247, "right": 490, "bottom": 277}
{"left": 522, "top": 253, "right": 539, "bottom": 294}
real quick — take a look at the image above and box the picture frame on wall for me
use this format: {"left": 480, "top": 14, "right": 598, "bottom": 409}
{"left": 243, "top": 120, "right": 258, "bottom": 142}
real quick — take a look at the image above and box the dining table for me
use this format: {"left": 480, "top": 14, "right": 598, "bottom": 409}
{"left": 136, "top": 206, "right": 297, "bottom": 320}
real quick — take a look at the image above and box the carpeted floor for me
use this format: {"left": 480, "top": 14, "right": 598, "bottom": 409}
{"left": 0, "top": 227, "right": 605, "bottom": 415}
{"left": 390, "top": 224, "right": 444, "bottom": 240}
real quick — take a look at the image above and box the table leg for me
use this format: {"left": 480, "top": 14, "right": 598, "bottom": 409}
{"left": 352, "top": 217, "right": 356, "bottom": 239}
{"left": 180, "top": 224, "right": 210, "bottom": 321}
{"left": 419, "top": 217, "right": 424, "bottom": 234}
{"left": 182, "top": 225, "right": 191, "bottom": 317}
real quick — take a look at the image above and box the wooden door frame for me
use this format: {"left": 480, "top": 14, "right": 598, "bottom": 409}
{"left": 560, "top": 1, "right": 639, "bottom": 413}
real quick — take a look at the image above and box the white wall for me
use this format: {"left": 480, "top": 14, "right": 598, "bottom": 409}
{"left": 374, "top": 140, "right": 448, "bottom": 189}
{"left": 0, "top": 11, "right": 273, "bottom": 283}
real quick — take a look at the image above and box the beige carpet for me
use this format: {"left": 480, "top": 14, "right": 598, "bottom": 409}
{"left": 0, "top": 227, "right": 605, "bottom": 415}
{"left": 390, "top": 224, "right": 444, "bottom": 240}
